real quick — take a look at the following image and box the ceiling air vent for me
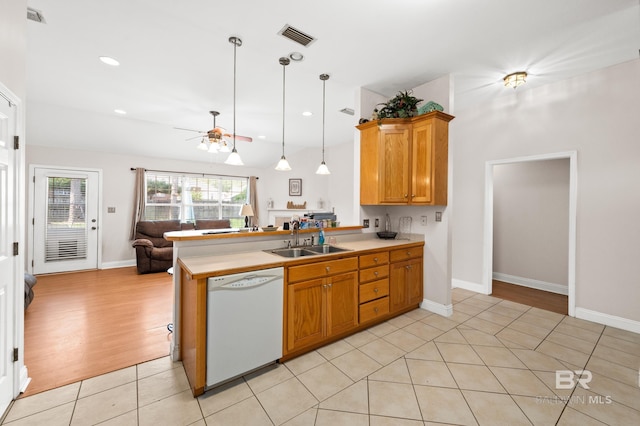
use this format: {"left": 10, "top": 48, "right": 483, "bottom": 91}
{"left": 340, "top": 108, "right": 355, "bottom": 116}
{"left": 278, "top": 24, "right": 316, "bottom": 47}
{"left": 27, "top": 7, "right": 46, "bottom": 23}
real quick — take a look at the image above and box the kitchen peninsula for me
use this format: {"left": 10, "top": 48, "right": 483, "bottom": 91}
{"left": 166, "top": 227, "right": 425, "bottom": 397}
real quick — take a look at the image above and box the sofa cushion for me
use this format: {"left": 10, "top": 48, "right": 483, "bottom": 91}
{"left": 135, "top": 220, "right": 181, "bottom": 248}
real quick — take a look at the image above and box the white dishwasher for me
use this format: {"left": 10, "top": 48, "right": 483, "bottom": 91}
{"left": 206, "top": 267, "right": 283, "bottom": 389}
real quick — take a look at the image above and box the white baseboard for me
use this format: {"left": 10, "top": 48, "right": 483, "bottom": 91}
{"left": 452, "top": 278, "right": 487, "bottom": 294}
{"left": 101, "top": 259, "right": 136, "bottom": 269}
{"left": 421, "top": 299, "right": 453, "bottom": 317}
{"left": 575, "top": 307, "right": 640, "bottom": 335}
{"left": 18, "top": 366, "right": 30, "bottom": 394}
{"left": 493, "top": 272, "right": 568, "bottom": 295}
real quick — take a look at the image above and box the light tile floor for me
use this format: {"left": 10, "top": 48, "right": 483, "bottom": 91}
{"left": 2, "top": 288, "right": 639, "bottom": 425}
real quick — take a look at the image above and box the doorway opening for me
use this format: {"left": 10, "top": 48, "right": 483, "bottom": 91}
{"left": 483, "top": 152, "right": 577, "bottom": 316}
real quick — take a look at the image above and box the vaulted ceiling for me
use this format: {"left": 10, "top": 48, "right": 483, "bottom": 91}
{"left": 25, "top": 0, "right": 640, "bottom": 167}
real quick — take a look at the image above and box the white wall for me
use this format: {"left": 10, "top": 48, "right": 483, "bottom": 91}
{"left": 356, "top": 76, "right": 454, "bottom": 311}
{"left": 493, "top": 159, "right": 569, "bottom": 288}
{"left": 452, "top": 59, "right": 640, "bottom": 324}
{"left": 26, "top": 141, "right": 357, "bottom": 267}
{"left": 0, "top": 0, "right": 27, "bottom": 99}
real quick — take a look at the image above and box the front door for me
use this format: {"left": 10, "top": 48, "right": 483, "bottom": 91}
{"left": 0, "top": 95, "right": 17, "bottom": 416}
{"left": 32, "top": 168, "right": 100, "bottom": 274}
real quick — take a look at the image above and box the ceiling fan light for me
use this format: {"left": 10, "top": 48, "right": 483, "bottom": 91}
{"left": 316, "top": 161, "right": 330, "bottom": 175}
{"left": 207, "top": 142, "right": 219, "bottom": 153}
{"left": 219, "top": 141, "right": 230, "bottom": 153}
{"left": 275, "top": 155, "right": 291, "bottom": 171}
{"left": 225, "top": 148, "right": 244, "bottom": 166}
{"left": 197, "top": 140, "right": 209, "bottom": 151}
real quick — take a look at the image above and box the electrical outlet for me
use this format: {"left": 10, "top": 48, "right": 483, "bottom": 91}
{"left": 435, "top": 211, "right": 442, "bottom": 222}
{"left": 107, "top": 207, "right": 116, "bottom": 213}
{"left": 363, "top": 219, "right": 370, "bottom": 228}
{"left": 375, "top": 218, "right": 380, "bottom": 228}
{"left": 420, "top": 216, "right": 427, "bottom": 226}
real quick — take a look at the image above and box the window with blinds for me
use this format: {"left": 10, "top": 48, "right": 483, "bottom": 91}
{"left": 45, "top": 177, "right": 88, "bottom": 262}
{"left": 144, "top": 172, "right": 249, "bottom": 227}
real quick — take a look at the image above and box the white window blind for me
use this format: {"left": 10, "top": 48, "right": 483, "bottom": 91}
{"left": 45, "top": 177, "right": 88, "bottom": 262}
{"left": 144, "top": 171, "right": 249, "bottom": 227}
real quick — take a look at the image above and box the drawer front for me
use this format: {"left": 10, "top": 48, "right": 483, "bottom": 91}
{"left": 359, "top": 251, "right": 389, "bottom": 269}
{"left": 288, "top": 257, "right": 358, "bottom": 283}
{"left": 390, "top": 246, "right": 423, "bottom": 263}
{"left": 359, "top": 278, "right": 389, "bottom": 303}
{"left": 359, "top": 264, "right": 389, "bottom": 283}
{"left": 359, "top": 297, "right": 389, "bottom": 323}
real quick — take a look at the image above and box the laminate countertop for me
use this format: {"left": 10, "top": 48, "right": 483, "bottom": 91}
{"left": 178, "top": 238, "right": 425, "bottom": 280}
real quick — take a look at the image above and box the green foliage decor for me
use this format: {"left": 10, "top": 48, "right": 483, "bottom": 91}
{"left": 374, "top": 90, "right": 424, "bottom": 119}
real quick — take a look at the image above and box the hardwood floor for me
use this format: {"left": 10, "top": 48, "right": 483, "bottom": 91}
{"left": 23, "top": 267, "right": 173, "bottom": 397}
{"left": 491, "top": 280, "right": 568, "bottom": 315}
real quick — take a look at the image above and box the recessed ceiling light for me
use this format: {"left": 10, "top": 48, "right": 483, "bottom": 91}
{"left": 289, "top": 52, "right": 304, "bottom": 62}
{"left": 302, "top": 111, "right": 312, "bottom": 116}
{"left": 100, "top": 56, "right": 120, "bottom": 66}
{"left": 114, "top": 109, "right": 127, "bottom": 115}
{"left": 258, "top": 135, "right": 266, "bottom": 139}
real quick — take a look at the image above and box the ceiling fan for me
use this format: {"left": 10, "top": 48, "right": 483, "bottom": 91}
{"left": 175, "top": 110, "right": 253, "bottom": 153}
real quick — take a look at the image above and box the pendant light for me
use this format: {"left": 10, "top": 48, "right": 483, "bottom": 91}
{"left": 275, "top": 57, "right": 292, "bottom": 171}
{"left": 316, "top": 73, "right": 331, "bottom": 175}
{"left": 224, "top": 36, "right": 244, "bottom": 166}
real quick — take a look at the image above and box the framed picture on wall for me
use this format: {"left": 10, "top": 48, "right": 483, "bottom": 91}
{"left": 289, "top": 178, "right": 302, "bottom": 196}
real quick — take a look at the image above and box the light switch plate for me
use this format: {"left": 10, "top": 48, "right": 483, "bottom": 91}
{"left": 363, "top": 219, "right": 370, "bottom": 228}
{"left": 107, "top": 207, "right": 116, "bottom": 213}
{"left": 420, "top": 216, "right": 427, "bottom": 226}
{"left": 435, "top": 212, "right": 442, "bottom": 222}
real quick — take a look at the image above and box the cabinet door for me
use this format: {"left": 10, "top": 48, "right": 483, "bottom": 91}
{"left": 406, "top": 258, "right": 423, "bottom": 306}
{"left": 287, "top": 278, "right": 325, "bottom": 352}
{"left": 360, "top": 125, "right": 381, "bottom": 204}
{"left": 389, "top": 258, "right": 423, "bottom": 313}
{"left": 327, "top": 272, "right": 359, "bottom": 337}
{"left": 389, "top": 261, "right": 408, "bottom": 313}
{"left": 411, "top": 119, "right": 433, "bottom": 204}
{"left": 379, "top": 126, "right": 410, "bottom": 203}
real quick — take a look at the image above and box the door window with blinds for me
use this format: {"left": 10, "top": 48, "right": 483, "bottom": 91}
{"left": 144, "top": 172, "right": 249, "bottom": 227}
{"left": 45, "top": 177, "right": 88, "bottom": 261}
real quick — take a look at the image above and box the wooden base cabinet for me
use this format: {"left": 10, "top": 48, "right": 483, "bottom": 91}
{"left": 286, "top": 258, "right": 358, "bottom": 353}
{"left": 389, "top": 247, "right": 423, "bottom": 313}
{"left": 358, "top": 252, "right": 390, "bottom": 324}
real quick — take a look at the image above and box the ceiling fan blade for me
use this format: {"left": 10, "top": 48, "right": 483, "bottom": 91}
{"left": 185, "top": 135, "right": 203, "bottom": 141}
{"left": 174, "top": 127, "right": 206, "bottom": 133}
{"left": 223, "top": 133, "right": 253, "bottom": 142}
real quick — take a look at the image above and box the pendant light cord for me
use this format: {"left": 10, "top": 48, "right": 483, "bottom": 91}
{"left": 279, "top": 57, "right": 290, "bottom": 157}
{"left": 322, "top": 78, "right": 326, "bottom": 162}
{"left": 233, "top": 39, "right": 237, "bottom": 150}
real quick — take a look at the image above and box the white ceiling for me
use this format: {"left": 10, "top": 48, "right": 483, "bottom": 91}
{"left": 25, "top": 0, "right": 640, "bottom": 168}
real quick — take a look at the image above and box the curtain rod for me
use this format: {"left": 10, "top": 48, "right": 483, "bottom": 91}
{"left": 130, "top": 167, "right": 258, "bottom": 180}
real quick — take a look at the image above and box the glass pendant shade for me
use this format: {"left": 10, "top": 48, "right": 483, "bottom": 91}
{"left": 275, "top": 155, "right": 291, "bottom": 171}
{"left": 197, "top": 140, "right": 209, "bottom": 151}
{"left": 224, "top": 148, "right": 244, "bottom": 166}
{"left": 207, "top": 141, "right": 219, "bottom": 153}
{"left": 316, "top": 161, "right": 330, "bottom": 175}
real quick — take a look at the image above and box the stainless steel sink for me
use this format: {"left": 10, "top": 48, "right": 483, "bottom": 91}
{"left": 305, "top": 245, "right": 352, "bottom": 254}
{"left": 266, "top": 247, "right": 318, "bottom": 258}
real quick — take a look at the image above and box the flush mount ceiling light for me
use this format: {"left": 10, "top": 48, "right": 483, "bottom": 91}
{"left": 316, "top": 73, "right": 331, "bottom": 175}
{"left": 302, "top": 111, "right": 312, "bottom": 117}
{"left": 224, "top": 36, "right": 244, "bottom": 166}
{"left": 275, "top": 57, "right": 292, "bottom": 171}
{"left": 99, "top": 56, "right": 120, "bottom": 66}
{"left": 114, "top": 109, "right": 126, "bottom": 115}
{"left": 504, "top": 71, "right": 527, "bottom": 89}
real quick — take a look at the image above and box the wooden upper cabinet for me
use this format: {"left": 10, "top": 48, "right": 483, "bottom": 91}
{"left": 357, "top": 111, "right": 454, "bottom": 206}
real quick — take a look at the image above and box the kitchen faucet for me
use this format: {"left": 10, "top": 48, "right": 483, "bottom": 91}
{"left": 290, "top": 219, "right": 300, "bottom": 247}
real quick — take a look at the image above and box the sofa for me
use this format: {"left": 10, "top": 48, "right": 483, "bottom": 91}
{"left": 132, "top": 219, "right": 231, "bottom": 274}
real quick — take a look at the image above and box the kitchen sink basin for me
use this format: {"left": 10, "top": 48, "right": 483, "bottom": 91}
{"left": 266, "top": 245, "right": 352, "bottom": 258}
{"left": 306, "top": 245, "right": 352, "bottom": 254}
{"left": 266, "top": 248, "right": 318, "bottom": 258}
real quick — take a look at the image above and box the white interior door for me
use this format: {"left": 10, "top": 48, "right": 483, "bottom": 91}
{"left": 33, "top": 168, "right": 99, "bottom": 274}
{"left": 0, "top": 97, "right": 16, "bottom": 416}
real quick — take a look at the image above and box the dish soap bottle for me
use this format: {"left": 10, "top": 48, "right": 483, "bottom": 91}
{"left": 318, "top": 225, "right": 325, "bottom": 246}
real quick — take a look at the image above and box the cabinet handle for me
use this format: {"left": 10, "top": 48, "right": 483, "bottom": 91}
{"left": 326, "top": 266, "right": 330, "bottom": 272}
{"left": 374, "top": 257, "right": 378, "bottom": 263}
{"left": 412, "top": 194, "right": 416, "bottom": 198}
{"left": 374, "top": 307, "right": 379, "bottom": 313}
{"left": 374, "top": 271, "right": 379, "bottom": 276}
{"left": 374, "top": 288, "right": 379, "bottom": 293}
{"left": 405, "top": 265, "right": 410, "bottom": 270}
{"left": 404, "top": 194, "right": 408, "bottom": 198}
{"left": 329, "top": 284, "right": 332, "bottom": 288}
{"left": 406, "top": 251, "right": 411, "bottom": 256}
